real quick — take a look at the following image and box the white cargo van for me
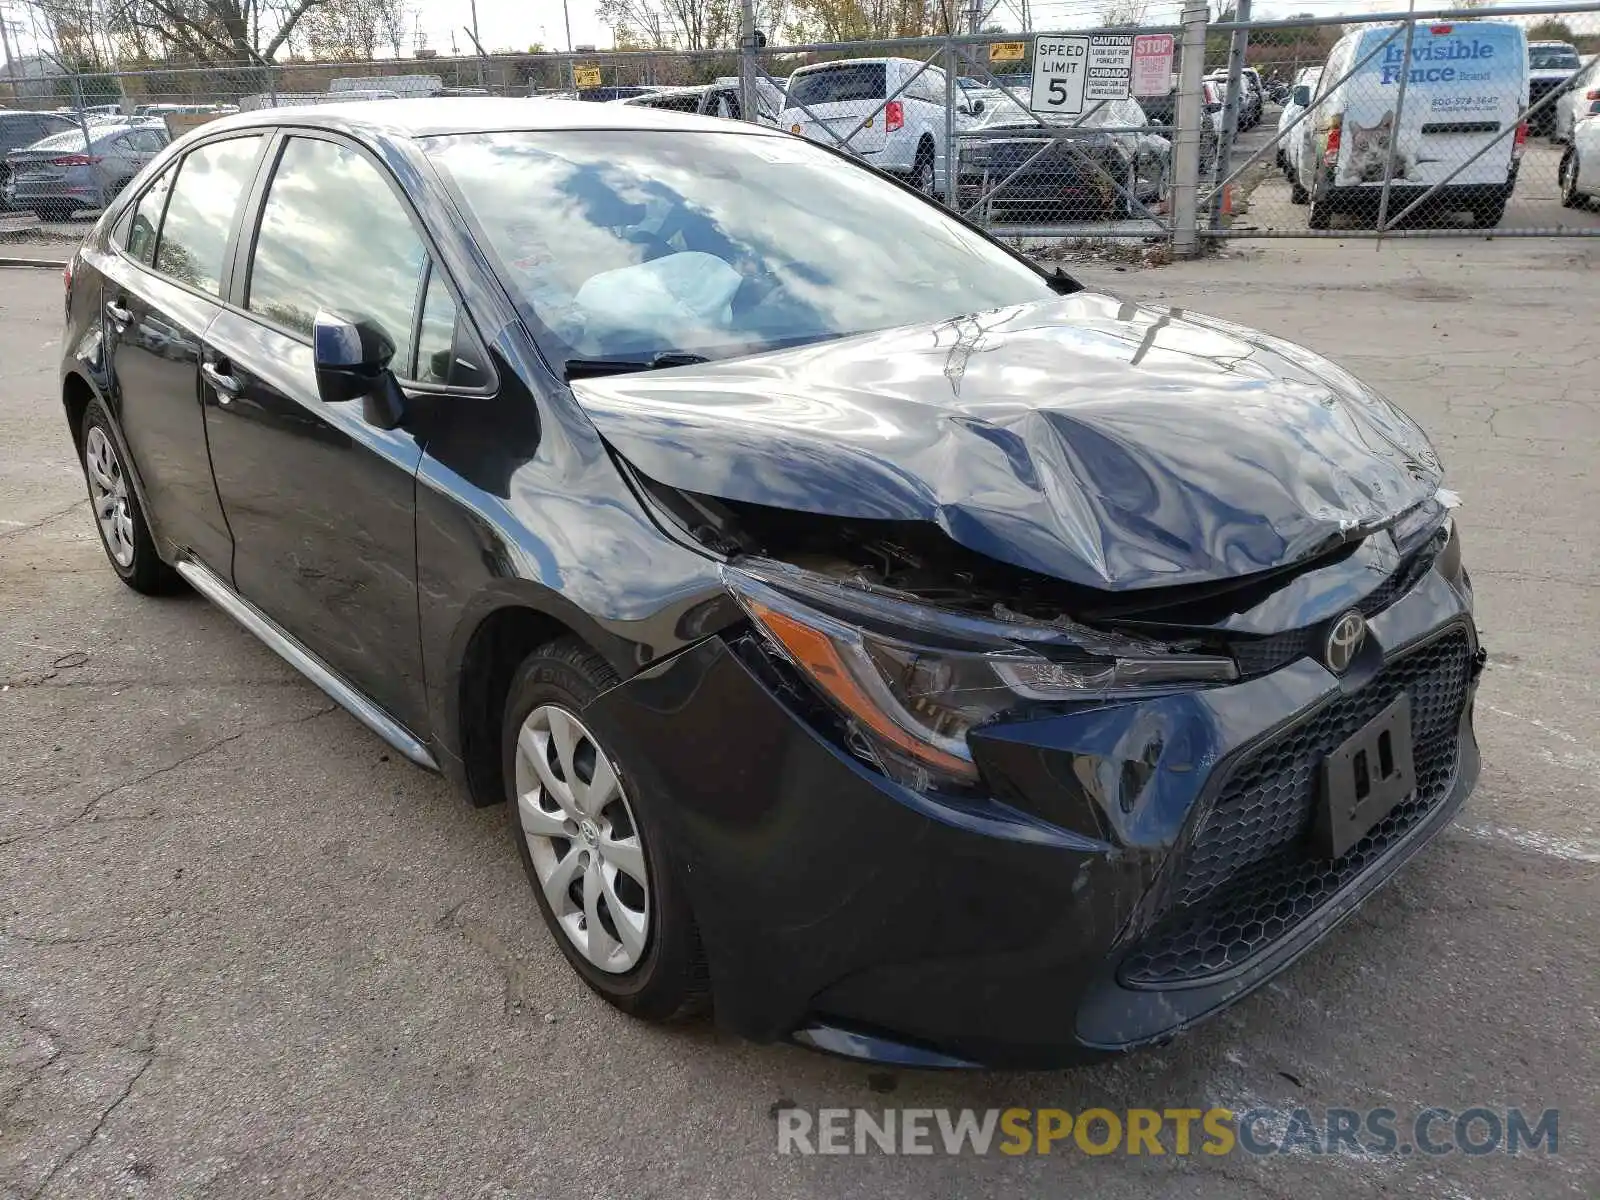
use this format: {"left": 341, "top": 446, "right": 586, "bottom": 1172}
{"left": 1293, "top": 20, "right": 1529, "bottom": 228}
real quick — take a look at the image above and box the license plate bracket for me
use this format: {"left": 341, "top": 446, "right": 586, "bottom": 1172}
{"left": 1316, "top": 694, "right": 1415, "bottom": 859}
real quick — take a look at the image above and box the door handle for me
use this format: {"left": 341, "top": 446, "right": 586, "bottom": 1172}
{"left": 201, "top": 361, "right": 240, "bottom": 402}
{"left": 105, "top": 300, "right": 132, "bottom": 329}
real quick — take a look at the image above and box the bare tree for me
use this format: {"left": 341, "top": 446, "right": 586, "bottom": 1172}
{"left": 1100, "top": 0, "right": 1148, "bottom": 27}
{"left": 599, "top": 0, "right": 788, "bottom": 50}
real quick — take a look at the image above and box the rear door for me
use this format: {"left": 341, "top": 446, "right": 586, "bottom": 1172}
{"left": 783, "top": 62, "right": 888, "bottom": 154}
{"left": 201, "top": 131, "right": 436, "bottom": 732}
{"left": 99, "top": 133, "right": 267, "bottom": 571}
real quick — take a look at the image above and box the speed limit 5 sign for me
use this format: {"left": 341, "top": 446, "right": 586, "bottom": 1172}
{"left": 1029, "top": 36, "right": 1089, "bottom": 114}
{"left": 1030, "top": 34, "right": 1134, "bottom": 114}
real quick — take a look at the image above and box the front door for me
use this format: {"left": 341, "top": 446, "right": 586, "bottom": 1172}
{"left": 202, "top": 133, "right": 433, "bottom": 733}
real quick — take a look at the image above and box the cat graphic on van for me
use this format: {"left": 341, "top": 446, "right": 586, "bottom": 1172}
{"left": 1338, "top": 112, "right": 1443, "bottom": 184}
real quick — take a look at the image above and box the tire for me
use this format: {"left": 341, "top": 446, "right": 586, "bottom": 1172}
{"left": 1290, "top": 175, "right": 1309, "bottom": 205}
{"left": 502, "top": 638, "right": 709, "bottom": 1022}
{"left": 79, "top": 399, "right": 182, "bottom": 594}
{"left": 1473, "top": 196, "right": 1508, "bottom": 228}
{"left": 911, "top": 142, "right": 935, "bottom": 197}
{"left": 1308, "top": 197, "right": 1332, "bottom": 229}
{"left": 1560, "top": 150, "right": 1583, "bottom": 209}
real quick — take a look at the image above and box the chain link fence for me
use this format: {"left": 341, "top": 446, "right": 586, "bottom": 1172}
{"left": 3, "top": 5, "right": 1598, "bottom": 246}
{"left": 1207, "top": 5, "right": 1600, "bottom": 238}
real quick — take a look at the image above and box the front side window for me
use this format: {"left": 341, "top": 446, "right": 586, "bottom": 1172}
{"left": 155, "top": 135, "right": 263, "bottom": 295}
{"left": 427, "top": 129, "right": 1054, "bottom": 370}
{"left": 125, "top": 164, "right": 175, "bottom": 264}
{"left": 246, "top": 135, "right": 425, "bottom": 370}
{"left": 414, "top": 267, "right": 459, "bottom": 385}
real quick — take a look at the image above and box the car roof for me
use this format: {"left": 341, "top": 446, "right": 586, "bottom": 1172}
{"left": 184, "top": 97, "right": 774, "bottom": 142}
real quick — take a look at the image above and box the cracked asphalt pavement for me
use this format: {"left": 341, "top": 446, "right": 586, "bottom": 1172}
{"left": 1, "top": 239, "right": 1596, "bottom": 1198}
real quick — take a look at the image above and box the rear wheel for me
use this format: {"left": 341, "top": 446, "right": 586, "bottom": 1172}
{"left": 1290, "top": 173, "right": 1309, "bottom": 205}
{"left": 502, "top": 638, "right": 709, "bottom": 1022}
{"left": 911, "top": 142, "right": 936, "bottom": 197}
{"left": 79, "top": 399, "right": 181, "bottom": 594}
{"left": 1472, "top": 195, "right": 1508, "bottom": 228}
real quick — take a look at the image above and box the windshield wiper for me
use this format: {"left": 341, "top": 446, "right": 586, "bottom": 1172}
{"left": 564, "top": 352, "right": 710, "bottom": 381}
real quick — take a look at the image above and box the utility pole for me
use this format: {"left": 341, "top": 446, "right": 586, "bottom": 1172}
{"left": 738, "top": 0, "right": 755, "bottom": 123}
{"left": 562, "top": 0, "right": 573, "bottom": 52}
{"left": 468, "top": 0, "right": 484, "bottom": 86}
{"left": 0, "top": 6, "right": 18, "bottom": 105}
{"left": 1210, "top": 0, "right": 1250, "bottom": 227}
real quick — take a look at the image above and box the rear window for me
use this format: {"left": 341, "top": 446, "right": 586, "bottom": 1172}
{"left": 22, "top": 128, "right": 95, "bottom": 153}
{"left": 1530, "top": 46, "right": 1580, "bottom": 70}
{"left": 787, "top": 63, "right": 887, "bottom": 108}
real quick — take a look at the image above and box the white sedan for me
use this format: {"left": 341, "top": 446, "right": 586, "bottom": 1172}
{"left": 1560, "top": 114, "right": 1600, "bottom": 207}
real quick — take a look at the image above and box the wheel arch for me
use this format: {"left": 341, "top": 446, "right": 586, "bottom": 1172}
{"left": 448, "top": 594, "right": 618, "bottom": 809}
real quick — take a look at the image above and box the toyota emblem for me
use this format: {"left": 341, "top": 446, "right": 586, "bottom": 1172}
{"left": 1324, "top": 611, "right": 1367, "bottom": 675}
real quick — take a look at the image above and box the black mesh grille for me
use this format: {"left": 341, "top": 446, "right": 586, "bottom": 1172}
{"left": 1119, "top": 627, "right": 1473, "bottom": 987}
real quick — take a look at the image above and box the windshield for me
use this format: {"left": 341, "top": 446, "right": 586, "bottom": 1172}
{"left": 427, "top": 129, "right": 1055, "bottom": 367}
{"left": 786, "top": 63, "right": 887, "bottom": 108}
{"left": 1529, "top": 46, "right": 1580, "bottom": 70}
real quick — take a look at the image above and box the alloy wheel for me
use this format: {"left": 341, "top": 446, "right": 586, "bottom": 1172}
{"left": 914, "top": 155, "right": 935, "bottom": 195}
{"left": 84, "top": 426, "right": 135, "bottom": 568}
{"left": 513, "top": 704, "right": 651, "bottom": 974}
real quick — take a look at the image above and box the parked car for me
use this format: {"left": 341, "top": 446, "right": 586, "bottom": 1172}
{"left": 615, "top": 77, "right": 786, "bottom": 125}
{"left": 781, "top": 56, "right": 975, "bottom": 196}
{"left": 63, "top": 98, "right": 1481, "bottom": 1068}
{"left": 1277, "top": 66, "right": 1323, "bottom": 179}
{"left": 959, "top": 94, "right": 1172, "bottom": 221}
{"left": 576, "top": 86, "right": 658, "bottom": 103}
{"left": 6, "top": 122, "right": 168, "bottom": 217}
{"left": 1553, "top": 77, "right": 1600, "bottom": 143}
{"left": 1560, "top": 112, "right": 1600, "bottom": 207}
{"left": 1139, "top": 79, "right": 1221, "bottom": 175}
{"left": 1293, "top": 20, "right": 1529, "bottom": 228}
{"left": 1206, "top": 66, "right": 1263, "bottom": 130}
{"left": 0, "top": 109, "right": 79, "bottom": 207}
{"left": 1527, "top": 41, "right": 1581, "bottom": 135}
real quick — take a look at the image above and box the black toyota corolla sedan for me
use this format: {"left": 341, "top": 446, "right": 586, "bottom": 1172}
{"left": 60, "top": 99, "right": 1482, "bottom": 1068}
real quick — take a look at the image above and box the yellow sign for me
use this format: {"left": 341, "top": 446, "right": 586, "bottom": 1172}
{"left": 574, "top": 64, "right": 602, "bottom": 89}
{"left": 989, "top": 41, "right": 1027, "bottom": 62}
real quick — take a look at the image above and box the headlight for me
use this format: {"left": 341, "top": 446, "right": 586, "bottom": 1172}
{"left": 721, "top": 558, "right": 1236, "bottom": 791}
{"left": 1390, "top": 487, "right": 1459, "bottom": 553}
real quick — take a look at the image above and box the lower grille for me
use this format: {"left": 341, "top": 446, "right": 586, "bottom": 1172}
{"left": 1119, "top": 627, "right": 1473, "bottom": 988}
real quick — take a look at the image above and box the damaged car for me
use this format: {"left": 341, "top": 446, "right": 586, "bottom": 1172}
{"left": 61, "top": 99, "right": 1482, "bottom": 1068}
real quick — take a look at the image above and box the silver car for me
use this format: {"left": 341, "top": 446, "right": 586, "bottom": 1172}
{"left": 6, "top": 122, "right": 168, "bottom": 218}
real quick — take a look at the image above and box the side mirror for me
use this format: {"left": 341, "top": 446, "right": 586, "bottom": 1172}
{"left": 971, "top": 97, "right": 984, "bottom": 115}
{"left": 313, "top": 311, "right": 406, "bottom": 430}
{"left": 1293, "top": 85, "right": 1312, "bottom": 107}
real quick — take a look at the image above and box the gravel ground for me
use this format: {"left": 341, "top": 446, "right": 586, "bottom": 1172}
{"left": 0, "top": 236, "right": 1595, "bottom": 1198}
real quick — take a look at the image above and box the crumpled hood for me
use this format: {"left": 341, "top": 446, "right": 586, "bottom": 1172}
{"left": 571, "top": 293, "right": 1443, "bottom": 591}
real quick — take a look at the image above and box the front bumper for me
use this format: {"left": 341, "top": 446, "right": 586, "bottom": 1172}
{"left": 586, "top": 559, "right": 1481, "bottom": 1068}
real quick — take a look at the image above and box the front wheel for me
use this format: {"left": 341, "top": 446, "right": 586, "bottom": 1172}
{"left": 503, "top": 638, "right": 709, "bottom": 1022}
